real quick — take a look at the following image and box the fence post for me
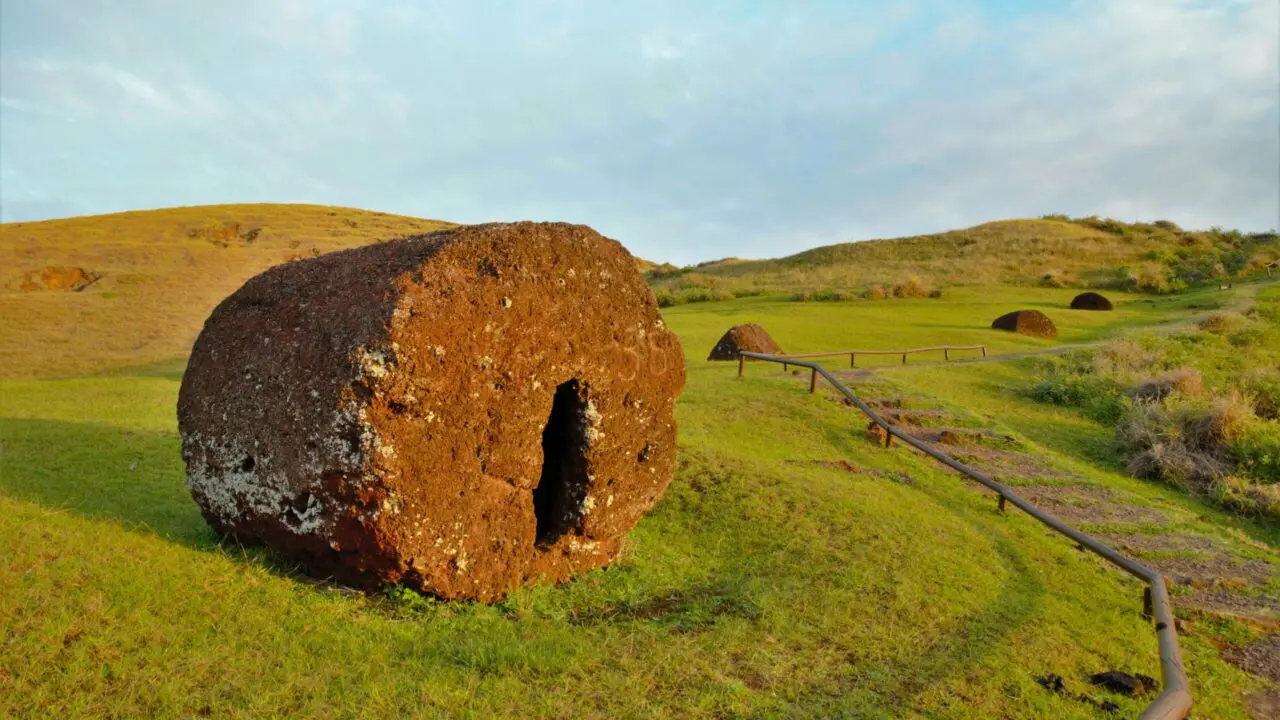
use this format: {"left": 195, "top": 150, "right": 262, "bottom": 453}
{"left": 944, "top": 348, "right": 950, "bottom": 361}
{"left": 850, "top": 352, "right": 856, "bottom": 368}
{"left": 1143, "top": 587, "right": 1153, "bottom": 620}
{"left": 738, "top": 355, "right": 745, "bottom": 378}
{"left": 783, "top": 361, "right": 788, "bottom": 372}
{"left": 998, "top": 494, "right": 1007, "bottom": 513}
{"left": 809, "top": 368, "right": 817, "bottom": 394}
{"left": 981, "top": 346, "right": 987, "bottom": 358}
{"left": 901, "top": 353, "right": 907, "bottom": 365}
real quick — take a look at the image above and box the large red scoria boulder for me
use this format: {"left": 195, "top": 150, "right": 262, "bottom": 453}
{"left": 177, "top": 222, "right": 686, "bottom": 601}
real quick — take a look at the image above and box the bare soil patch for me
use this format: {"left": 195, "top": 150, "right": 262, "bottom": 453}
{"left": 1223, "top": 633, "right": 1280, "bottom": 682}
{"left": 1177, "top": 591, "right": 1280, "bottom": 629}
{"left": 1014, "top": 485, "right": 1168, "bottom": 524}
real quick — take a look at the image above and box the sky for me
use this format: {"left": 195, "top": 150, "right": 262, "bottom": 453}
{"left": 1, "top": 0, "right": 1277, "bottom": 264}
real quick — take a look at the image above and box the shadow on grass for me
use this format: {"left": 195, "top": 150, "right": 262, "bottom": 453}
{"left": 0, "top": 417, "right": 212, "bottom": 547}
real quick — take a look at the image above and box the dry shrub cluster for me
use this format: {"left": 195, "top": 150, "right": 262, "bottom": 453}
{"left": 1198, "top": 311, "right": 1248, "bottom": 334}
{"left": 1131, "top": 367, "right": 1204, "bottom": 402}
{"left": 1040, "top": 270, "right": 1073, "bottom": 288}
{"left": 891, "top": 275, "right": 929, "bottom": 298}
{"left": 1117, "top": 391, "right": 1279, "bottom": 517}
{"left": 1031, "top": 301, "right": 1280, "bottom": 518}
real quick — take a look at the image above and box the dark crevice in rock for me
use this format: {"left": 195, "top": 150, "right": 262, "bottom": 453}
{"left": 534, "top": 380, "right": 591, "bottom": 547}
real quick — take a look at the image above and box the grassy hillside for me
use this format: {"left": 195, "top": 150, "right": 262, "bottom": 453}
{"left": 3, "top": 283, "right": 1276, "bottom": 718}
{"left": 0, "top": 204, "right": 456, "bottom": 379}
{"left": 649, "top": 217, "right": 1280, "bottom": 306}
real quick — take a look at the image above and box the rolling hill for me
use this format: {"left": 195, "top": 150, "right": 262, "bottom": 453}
{"left": 3, "top": 206, "right": 1276, "bottom": 379}
{"left": 0, "top": 204, "right": 455, "bottom": 379}
{"left": 647, "top": 217, "right": 1280, "bottom": 304}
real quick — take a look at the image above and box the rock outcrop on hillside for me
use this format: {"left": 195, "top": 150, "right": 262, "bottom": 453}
{"left": 177, "top": 222, "right": 686, "bottom": 601}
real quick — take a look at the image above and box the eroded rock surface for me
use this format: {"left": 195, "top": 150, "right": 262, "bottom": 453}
{"left": 178, "top": 222, "right": 685, "bottom": 601}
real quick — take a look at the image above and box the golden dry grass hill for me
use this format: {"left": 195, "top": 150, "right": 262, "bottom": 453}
{"left": 0, "top": 204, "right": 455, "bottom": 379}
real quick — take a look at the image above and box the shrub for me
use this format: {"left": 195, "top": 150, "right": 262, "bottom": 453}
{"left": 1153, "top": 220, "right": 1182, "bottom": 232}
{"left": 1040, "top": 270, "right": 1072, "bottom": 288}
{"left": 1239, "top": 370, "right": 1280, "bottom": 420}
{"left": 891, "top": 275, "right": 929, "bottom": 298}
{"left": 1123, "top": 262, "right": 1182, "bottom": 293}
{"left": 1031, "top": 369, "right": 1128, "bottom": 424}
{"left": 1231, "top": 419, "right": 1280, "bottom": 484}
{"left": 1229, "top": 325, "right": 1266, "bottom": 347}
{"left": 654, "top": 286, "right": 734, "bottom": 307}
{"left": 1198, "top": 311, "right": 1248, "bottom": 334}
{"left": 1131, "top": 367, "right": 1204, "bottom": 402}
{"left": 864, "top": 286, "right": 888, "bottom": 300}
{"left": 928, "top": 288, "right": 944, "bottom": 298}
{"left": 1116, "top": 394, "right": 1252, "bottom": 489}
{"left": 1093, "top": 339, "right": 1162, "bottom": 377}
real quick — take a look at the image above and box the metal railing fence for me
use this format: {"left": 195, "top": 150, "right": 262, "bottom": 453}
{"left": 736, "top": 350, "right": 1191, "bottom": 720}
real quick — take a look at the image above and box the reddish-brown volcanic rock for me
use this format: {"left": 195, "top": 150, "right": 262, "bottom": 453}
{"left": 707, "top": 323, "right": 783, "bottom": 360}
{"left": 177, "top": 222, "right": 685, "bottom": 601}
{"left": 20, "top": 266, "right": 102, "bottom": 292}
{"left": 991, "top": 309, "right": 1057, "bottom": 339}
{"left": 1070, "top": 291, "right": 1114, "bottom": 311}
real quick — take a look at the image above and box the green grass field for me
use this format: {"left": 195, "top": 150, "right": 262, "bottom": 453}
{"left": 4, "top": 282, "right": 1275, "bottom": 718}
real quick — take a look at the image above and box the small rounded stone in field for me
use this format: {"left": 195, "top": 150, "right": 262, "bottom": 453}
{"left": 1070, "top": 291, "right": 1113, "bottom": 311}
{"left": 177, "top": 222, "right": 686, "bottom": 602}
{"left": 991, "top": 309, "right": 1057, "bottom": 339}
{"left": 707, "top": 323, "right": 783, "bottom": 360}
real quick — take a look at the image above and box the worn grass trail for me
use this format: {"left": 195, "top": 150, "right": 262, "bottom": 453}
{"left": 2, "top": 284, "right": 1275, "bottom": 718}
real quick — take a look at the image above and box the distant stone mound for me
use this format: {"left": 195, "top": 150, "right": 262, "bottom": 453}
{"left": 1070, "top": 292, "right": 1113, "bottom": 311}
{"left": 991, "top": 309, "right": 1057, "bottom": 339}
{"left": 20, "top": 266, "right": 103, "bottom": 292}
{"left": 707, "top": 323, "right": 783, "bottom": 360}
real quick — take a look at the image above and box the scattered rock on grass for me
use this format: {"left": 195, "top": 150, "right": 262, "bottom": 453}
{"left": 1089, "top": 670, "right": 1158, "bottom": 697}
{"left": 1036, "top": 674, "right": 1120, "bottom": 714}
{"left": 865, "top": 421, "right": 889, "bottom": 446}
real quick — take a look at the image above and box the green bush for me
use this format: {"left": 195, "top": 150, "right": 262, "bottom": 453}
{"left": 1232, "top": 419, "right": 1280, "bottom": 484}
